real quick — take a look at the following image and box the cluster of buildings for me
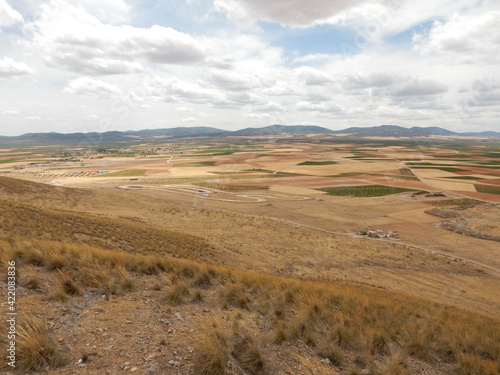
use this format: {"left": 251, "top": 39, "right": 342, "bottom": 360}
{"left": 356, "top": 229, "right": 399, "bottom": 239}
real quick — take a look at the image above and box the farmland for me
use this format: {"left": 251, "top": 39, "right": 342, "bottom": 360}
{"left": 316, "top": 184, "right": 416, "bottom": 197}
{"left": 1, "top": 135, "right": 500, "bottom": 374}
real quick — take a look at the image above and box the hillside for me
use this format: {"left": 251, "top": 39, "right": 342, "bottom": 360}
{"left": 230, "top": 125, "right": 335, "bottom": 136}
{"left": 0, "top": 177, "right": 499, "bottom": 374}
{"left": 1, "top": 125, "right": 499, "bottom": 145}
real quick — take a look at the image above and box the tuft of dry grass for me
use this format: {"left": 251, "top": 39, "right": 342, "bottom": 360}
{"left": 231, "top": 322, "right": 267, "bottom": 375}
{"left": 193, "top": 319, "right": 229, "bottom": 375}
{"left": 193, "top": 265, "right": 214, "bottom": 288}
{"left": 221, "top": 282, "right": 250, "bottom": 309}
{"left": 164, "top": 281, "right": 190, "bottom": 305}
{"left": 15, "top": 314, "right": 61, "bottom": 372}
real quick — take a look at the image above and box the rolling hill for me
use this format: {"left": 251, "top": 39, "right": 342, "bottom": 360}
{"left": 1, "top": 124, "right": 499, "bottom": 145}
{"left": 0, "top": 176, "right": 499, "bottom": 374}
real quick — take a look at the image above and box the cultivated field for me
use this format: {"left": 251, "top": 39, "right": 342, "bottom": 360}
{"left": 0, "top": 136, "right": 499, "bottom": 374}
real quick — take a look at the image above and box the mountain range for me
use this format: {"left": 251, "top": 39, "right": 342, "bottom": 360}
{"left": 0, "top": 124, "right": 498, "bottom": 145}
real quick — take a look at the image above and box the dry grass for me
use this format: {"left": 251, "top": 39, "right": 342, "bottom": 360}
{"left": 5, "top": 236, "right": 500, "bottom": 374}
{"left": 164, "top": 281, "right": 190, "bottom": 305}
{"left": 0, "top": 198, "right": 210, "bottom": 259}
{"left": 193, "top": 318, "right": 229, "bottom": 375}
{"left": 231, "top": 321, "right": 267, "bottom": 375}
{"left": 423, "top": 198, "right": 484, "bottom": 206}
{"left": 1, "top": 181, "right": 499, "bottom": 375}
{"left": 14, "top": 314, "right": 61, "bottom": 372}
{"left": 221, "top": 282, "right": 250, "bottom": 309}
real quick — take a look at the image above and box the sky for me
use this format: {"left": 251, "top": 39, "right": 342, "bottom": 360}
{"left": 0, "top": 0, "right": 499, "bottom": 136}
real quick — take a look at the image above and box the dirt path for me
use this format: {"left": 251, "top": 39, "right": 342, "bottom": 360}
{"left": 191, "top": 204, "right": 500, "bottom": 275}
{"left": 117, "top": 185, "right": 312, "bottom": 203}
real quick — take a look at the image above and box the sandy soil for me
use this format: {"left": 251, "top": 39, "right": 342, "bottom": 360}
{"left": 285, "top": 161, "right": 402, "bottom": 176}
{"left": 3, "top": 140, "right": 500, "bottom": 318}
{"left": 424, "top": 179, "right": 477, "bottom": 192}
{"left": 268, "top": 185, "right": 327, "bottom": 196}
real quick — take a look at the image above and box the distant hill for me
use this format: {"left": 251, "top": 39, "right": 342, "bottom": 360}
{"left": 460, "top": 131, "right": 500, "bottom": 136}
{"left": 0, "top": 127, "right": 228, "bottom": 145}
{"left": 0, "top": 124, "right": 499, "bottom": 145}
{"left": 230, "top": 124, "right": 335, "bottom": 136}
{"left": 333, "top": 125, "right": 460, "bottom": 137}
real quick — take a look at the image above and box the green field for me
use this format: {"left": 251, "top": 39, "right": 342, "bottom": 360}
{"left": 0, "top": 159, "right": 20, "bottom": 164}
{"left": 174, "top": 161, "right": 217, "bottom": 167}
{"left": 475, "top": 184, "right": 500, "bottom": 195}
{"left": 195, "top": 182, "right": 269, "bottom": 191}
{"left": 128, "top": 172, "right": 305, "bottom": 185}
{"left": 96, "top": 169, "right": 147, "bottom": 177}
{"left": 298, "top": 160, "right": 338, "bottom": 165}
{"left": 442, "top": 176, "right": 478, "bottom": 180}
{"left": 316, "top": 185, "right": 416, "bottom": 197}
{"left": 327, "top": 172, "right": 419, "bottom": 181}
{"left": 411, "top": 166, "right": 466, "bottom": 173}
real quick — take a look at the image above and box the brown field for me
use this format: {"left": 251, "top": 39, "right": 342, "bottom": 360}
{"left": 1, "top": 138, "right": 499, "bottom": 374}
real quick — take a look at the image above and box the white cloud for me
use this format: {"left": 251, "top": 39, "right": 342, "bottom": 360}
{"left": 0, "top": 0, "right": 23, "bottom": 27}
{"left": 296, "top": 101, "right": 342, "bottom": 113}
{"left": 63, "top": 77, "right": 121, "bottom": 97}
{"left": 0, "top": 57, "right": 34, "bottom": 78}
{"left": 254, "top": 102, "right": 284, "bottom": 112}
{"left": 467, "top": 78, "right": 500, "bottom": 107}
{"left": 295, "top": 66, "right": 332, "bottom": 86}
{"left": 181, "top": 116, "right": 197, "bottom": 122}
{"left": 388, "top": 79, "right": 448, "bottom": 97}
{"left": 207, "top": 70, "right": 260, "bottom": 91}
{"left": 2, "top": 110, "right": 19, "bottom": 115}
{"left": 246, "top": 112, "right": 272, "bottom": 119}
{"left": 84, "top": 114, "right": 99, "bottom": 121}
{"left": 292, "top": 54, "right": 332, "bottom": 64}
{"left": 413, "top": 11, "right": 500, "bottom": 64}
{"left": 344, "top": 71, "right": 401, "bottom": 89}
{"left": 213, "top": 0, "right": 374, "bottom": 28}
{"left": 76, "top": 0, "right": 131, "bottom": 24}
{"left": 28, "top": 1, "right": 210, "bottom": 75}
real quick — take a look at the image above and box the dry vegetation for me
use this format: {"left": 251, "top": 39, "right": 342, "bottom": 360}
{"left": 1, "top": 139, "right": 500, "bottom": 374}
{"left": 0, "top": 198, "right": 210, "bottom": 258}
{"left": 1, "top": 226, "right": 499, "bottom": 374}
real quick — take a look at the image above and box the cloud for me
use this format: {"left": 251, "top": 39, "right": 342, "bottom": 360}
{"left": 76, "top": 0, "right": 131, "bottom": 24}
{"left": 296, "top": 101, "right": 342, "bottom": 113}
{"left": 207, "top": 70, "right": 259, "bottom": 91}
{"left": 28, "top": 1, "right": 210, "bottom": 75}
{"left": 413, "top": 11, "right": 500, "bottom": 64}
{"left": 0, "top": 0, "right": 23, "bottom": 27}
{"left": 367, "top": 78, "right": 449, "bottom": 110}
{"left": 295, "top": 66, "right": 332, "bottom": 86}
{"left": 0, "top": 57, "right": 34, "bottom": 78}
{"left": 344, "top": 71, "right": 401, "bottom": 89}
{"left": 246, "top": 112, "right": 272, "bottom": 119}
{"left": 213, "top": 0, "right": 374, "bottom": 28}
{"left": 148, "top": 76, "right": 222, "bottom": 104}
{"left": 378, "top": 79, "right": 448, "bottom": 98}
{"left": 467, "top": 78, "right": 500, "bottom": 107}
{"left": 2, "top": 110, "right": 20, "bottom": 116}
{"left": 254, "top": 102, "right": 284, "bottom": 112}
{"left": 181, "top": 116, "right": 197, "bottom": 122}
{"left": 63, "top": 77, "right": 121, "bottom": 97}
